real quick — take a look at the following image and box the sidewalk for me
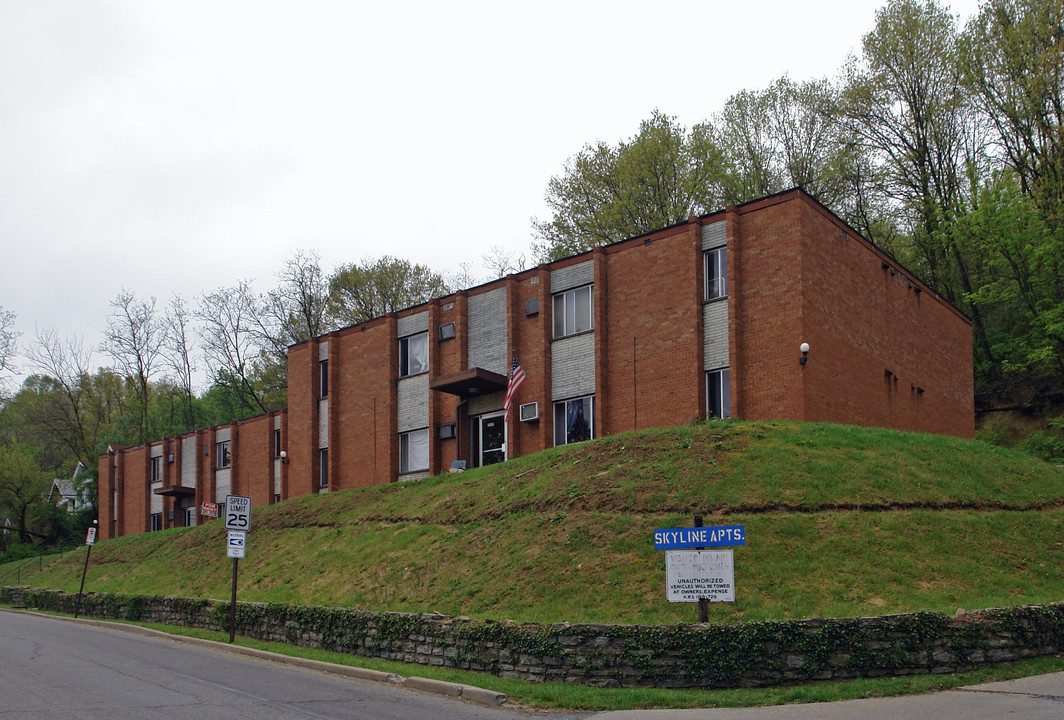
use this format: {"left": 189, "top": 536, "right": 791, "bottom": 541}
{"left": 592, "top": 672, "right": 1064, "bottom": 719}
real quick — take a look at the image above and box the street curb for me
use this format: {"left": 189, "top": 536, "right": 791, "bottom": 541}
{"left": 2, "top": 609, "right": 508, "bottom": 707}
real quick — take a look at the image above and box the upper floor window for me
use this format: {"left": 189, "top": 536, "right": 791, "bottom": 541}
{"left": 399, "top": 332, "right": 429, "bottom": 377}
{"left": 704, "top": 247, "right": 727, "bottom": 300}
{"left": 319, "top": 359, "right": 328, "bottom": 397}
{"left": 216, "top": 440, "right": 231, "bottom": 469}
{"left": 150, "top": 456, "right": 161, "bottom": 483}
{"left": 274, "top": 429, "right": 282, "bottom": 457}
{"left": 553, "top": 285, "right": 593, "bottom": 338}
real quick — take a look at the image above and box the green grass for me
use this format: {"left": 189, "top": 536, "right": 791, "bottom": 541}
{"left": 5, "top": 420, "right": 1064, "bottom": 627}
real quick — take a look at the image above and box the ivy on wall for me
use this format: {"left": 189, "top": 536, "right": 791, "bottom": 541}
{"left": 5, "top": 586, "right": 1064, "bottom": 689}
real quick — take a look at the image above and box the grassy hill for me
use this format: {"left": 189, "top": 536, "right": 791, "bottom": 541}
{"left": 7, "top": 420, "right": 1064, "bottom": 626}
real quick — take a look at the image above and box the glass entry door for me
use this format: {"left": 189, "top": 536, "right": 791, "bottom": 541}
{"left": 476, "top": 413, "right": 506, "bottom": 467}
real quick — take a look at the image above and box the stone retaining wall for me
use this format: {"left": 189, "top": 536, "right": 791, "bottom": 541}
{"left": 5, "top": 586, "right": 1063, "bottom": 688}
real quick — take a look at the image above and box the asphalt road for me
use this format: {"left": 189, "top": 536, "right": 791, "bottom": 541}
{"left": 0, "top": 610, "right": 578, "bottom": 719}
{"left": 4, "top": 609, "right": 1064, "bottom": 720}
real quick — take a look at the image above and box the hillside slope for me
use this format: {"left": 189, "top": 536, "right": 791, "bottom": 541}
{"left": 10, "top": 420, "right": 1064, "bottom": 625}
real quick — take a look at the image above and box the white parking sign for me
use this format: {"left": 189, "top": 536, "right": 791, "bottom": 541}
{"left": 224, "top": 495, "right": 251, "bottom": 531}
{"left": 226, "top": 530, "right": 246, "bottom": 558}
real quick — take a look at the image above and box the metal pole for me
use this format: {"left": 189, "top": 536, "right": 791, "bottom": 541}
{"left": 228, "top": 557, "right": 238, "bottom": 643}
{"left": 74, "top": 544, "right": 92, "bottom": 619}
{"left": 695, "top": 515, "right": 708, "bottom": 623}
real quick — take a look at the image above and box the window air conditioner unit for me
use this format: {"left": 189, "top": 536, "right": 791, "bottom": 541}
{"left": 519, "top": 402, "right": 539, "bottom": 422}
{"left": 438, "top": 424, "right": 456, "bottom": 440}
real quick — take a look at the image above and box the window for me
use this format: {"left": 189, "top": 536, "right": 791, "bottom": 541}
{"left": 553, "top": 285, "right": 593, "bottom": 338}
{"left": 319, "top": 448, "right": 328, "bottom": 488}
{"left": 183, "top": 507, "right": 196, "bottom": 527}
{"left": 274, "top": 429, "right": 282, "bottom": 457}
{"left": 554, "top": 396, "right": 595, "bottom": 446}
{"left": 706, "top": 368, "right": 731, "bottom": 419}
{"left": 399, "top": 332, "right": 429, "bottom": 377}
{"left": 216, "top": 441, "right": 231, "bottom": 469}
{"left": 704, "top": 247, "right": 727, "bottom": 300}
{"left": 399, "top": 428, "right": 430, "bottom": 474}
{"left": 150, "top": 513, "right": 162, "bottom": 532}
{"left": 319, "top": 359, "right": 328, "bottom": 397}
{"left": 150, "top": 456, "right": 161, "bottom": 483}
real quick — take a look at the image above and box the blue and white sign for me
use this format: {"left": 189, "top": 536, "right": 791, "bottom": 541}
{"left": 226, "top": 530, "right": 246, "bottom": 559}
{"left": 654, "top": 525, "right": 745, "bottom": 550}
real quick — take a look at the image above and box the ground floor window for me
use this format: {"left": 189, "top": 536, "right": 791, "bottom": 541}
{"left": 319, "top": 448, "right": 328, "bottom": 488}
{"left": 706, "top": 368, "right": 731, "bottom": 419}
{"left": 554, "top": 396, "right": 594, "bottom": 446}
{"left": 183, "top": 507, "right": 196, "bottom": 527}
{"left": 150, "top": 513, "right": 162, "bottom": 532}
{"left": 399, "top": 428, "right": 429, "bottom": 474}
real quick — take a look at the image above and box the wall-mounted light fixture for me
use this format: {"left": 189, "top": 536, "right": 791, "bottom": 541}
{"left": 799, "top": 342, "right": 810, "bottom": 366}
{"left": 280, "top": 450, "right": 289, "bottom": 465}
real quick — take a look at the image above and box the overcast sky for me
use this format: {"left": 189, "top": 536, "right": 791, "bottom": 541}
{"left": 0, "top": 0, "right": 982, "bottom": 386}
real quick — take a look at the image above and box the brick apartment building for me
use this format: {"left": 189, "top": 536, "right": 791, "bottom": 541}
{"left": 98, "top": 189, "right": 974, "bottom": 539}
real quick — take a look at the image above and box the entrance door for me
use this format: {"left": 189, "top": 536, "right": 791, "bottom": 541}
{"left": 477, "top": 413, "right": 506, "bottom": 467}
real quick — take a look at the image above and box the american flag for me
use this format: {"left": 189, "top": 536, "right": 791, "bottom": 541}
{"left": 503, "top": 352, "right": 526, "bottom": 422}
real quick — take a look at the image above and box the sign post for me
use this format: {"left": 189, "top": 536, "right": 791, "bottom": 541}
{"left": 223, "top": 495, "right": 251, "bottom": 643}
{"left": 74, "top": 521, "right": 98, "bottom": 619}
{"left": 654, "top": 518, "right": 745, "bottom": 622}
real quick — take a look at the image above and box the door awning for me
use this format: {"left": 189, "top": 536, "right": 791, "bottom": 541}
{"left": 430, "top": 367, "right": 508, "bottom": 397}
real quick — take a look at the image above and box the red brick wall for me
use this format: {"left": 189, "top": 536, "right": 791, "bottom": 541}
{"left": 122, "top": 446, "right": 149, "bottom": 535}
{"left": 602, "top": 221, "right": 704, "bottom": 433}
{"left": 331, "top": 319, "right": 397, "bottom": 489}
{"left": 97, "top": 453, "right": 114, "bottom": 539}
{"left": 729, "top": 195, "right": 807, "bottom": 422}
{"left": 286, "top": 342, "right": 314, "bottom": 497}
{"left": 793, "top": 196, "right": 974, "bottom": 436}
{"left": 234, "top": 413, "right": 273, "bottom": 508}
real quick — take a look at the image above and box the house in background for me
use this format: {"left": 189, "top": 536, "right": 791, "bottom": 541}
{"left": 99, "top": 189, "right": 974, "bottom": 539}
{"left": 48, "top": 478, "right": 92, "bottom": 513}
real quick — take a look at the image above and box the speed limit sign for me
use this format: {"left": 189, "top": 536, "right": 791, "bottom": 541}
{"left": 224, "top": 495, "right": 251, "bottom": 532}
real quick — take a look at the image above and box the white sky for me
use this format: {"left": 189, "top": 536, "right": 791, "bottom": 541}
{"left": 0, "top": 0, "right": 983, "bottom": 385}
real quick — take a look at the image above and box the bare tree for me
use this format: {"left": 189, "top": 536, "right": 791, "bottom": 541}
{"left": 256, "top": 250, "right": 330, "bottom": 364}
{"left": 163, "top": 294, "right": 198, "bottom": 429}
{"left": 197, "top": 280, "right": 268, "bottom": 415}
{"left": 25, "top": 328, "right": 101, "bottom": 463}
{"left": 101, "top": 289, "right": 166, "bottom": 445}
{"left": 0, "top": 305, "right": 18, "bottom": 390}
{"left": 481, "top": 246, "right": 527, "bottom": 279}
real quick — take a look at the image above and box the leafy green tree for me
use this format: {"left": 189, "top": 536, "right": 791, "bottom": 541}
{"left": 963, "top": 172, "right": 1064, "bottom": 393}
{"left": 532, "top": 110, "right": 728, "bottom": 261}
{"left": 841, "top": 0, "right": 1000, "bottom": 375}
{"left": 326, "top": 256, "right": 447, "bottom": 327}
{"left": 0, "top": 442, "right": 50, "bottom": 543}
{"left": 716, "top": 77, "right": 874, "bottom": 231}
